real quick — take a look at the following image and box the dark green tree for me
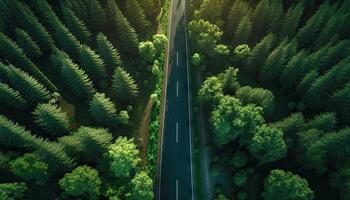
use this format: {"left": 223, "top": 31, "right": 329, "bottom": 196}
{"left": 89, "top": 92, "right": 118, "bottom": 127}
{"left": 305, "top": 112, "right": 337, "bottom": 132}
{"left": 246, "top": 34, "right": 274, "bottom": 74}
{"left": 232, "top": 15, "right": 252, "bottom": 47}
{"left": 196, "top": 0, "right": 226, "bottom": 27}
{"left": 262, "top": 170, "right": 315, "bottom": 200}
{"left": 96, "top": 32, "right": 122, "bottom": 73}
{"left": 0, "top": 82, "right": 27, "bottom": 110}
{"left": 137, "top": 0, "right": 159, "bottom": 23}
{"left": 279, "top": 50, "right": 307, "bottom": 90}
{"left": 328, "top": 82, "right": 350, "bottom": 122}
{"left": 79, "top": 44, "right": 107, "bottom": 83}
{"left": 124, "top": 0, "right": 151, "bottom": 37}
{"left": 280, "top": 2, "right": 304, "bottom": 38}
{"left": 86, "top": 0, "right": 106, "bottom": 32}
{"left": 224, "top": 0, "right": 250, "bottom": 39}
{"left": 295, "top": 69, "right": 319, "bottom": 96}
{"left": 32, "top": 103, "right": 71, "bottom": 136}
{"left": 105, "top": 0, "right": 139, "bottom": 53}
{"left": 112, "top": 67, "right": 139, "bottom": 101}
{"left": 219, "top": 67, "right": 240, "bottom": 95}
{"left": 62, "top": 6, "right": 91, "bottom": 44}
{"left": 59, "top": 165, "right": 101, "bottom": 199}
{"left": 0, "top": 182, "right": 27, "bottom": 200}
{"left": 14, "top": 28, "right": 42, "bottom": 59}
{"left": 60, "top": 57, "right": 96, "bottom": 99}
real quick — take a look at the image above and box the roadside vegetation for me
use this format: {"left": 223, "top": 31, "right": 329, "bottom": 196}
{"left": 189, "top": 0, "right": 350, "bottom": 199}
{"left": 0, "top": 0, "right": 167, "bottom": 199}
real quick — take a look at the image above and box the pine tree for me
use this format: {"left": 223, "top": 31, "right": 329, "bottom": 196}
{"left": 14, "top": 28, "right": 43, "bottom": 59}
{"left": 246, "top": 34, "right": 274, "bottom": 74}
{"left": 7, "top": 65, "right": 51, "bottom": 106}
{"left": 0, "top": 82, "right": 27, "bottom": 110}
{"left": 0, "top": 32, "right": 57, "bottom": 91}
{"left": 105, "top": 0, "right": 139, "bottom": 54}
{"left": 302, "top": 57, "right": 350, "bottom": 109}
{"left": 96, "top": 32, "right": 122, "bottom": 73}
{"left": 0, "top": 115, "right": 38, "bottom": 149}
{"left": 259, "top": 39, "right": 288, "bottom": 82}
{"left": 328, "top": 82, "right": 350, "bottom": 123}
{"left": 60, "top": 57, "right": 96, "bottom": 99}
{"left": 124, "top": 0, "right": 152, "bottom": 38}
{"left": 316, "top": 40, "right": 350, "bottom": 73}
{"left": 305, "top": 112, "right": 337, "bottom": 132}
{"left": 32, "top": 103, "right": 71, "bottom": 136}
{"left": 79, "top": 44, "right": 107, "bottom": 83}
{"left": 8, "top": 1, "right": 54, "bottom": 52}
{"left": 196, "top": 0, "right": 225, "bottom": 27}
{"left": 296, "top": 69, "right": 319, "bottom": 96}
{"left": 224, "top": 0, "right": 250, "bottom": 39}
{"left": 62, "top": 6, "right": 91, "bottom": 44}
{"left": 32, "top": 140, "right": 76, "bottom": 172}
{"left": 232, "top": 15, "right": 252, "bottom": 47}
{"left": 279, "top": 50, "right": 307, "bottom": 90}
{"left": 280, "top": 1, "right": 304, "bottom": 38}
{"left": 86, "top": 0, "right": 106, "bottom": 32}
{"left": 89, "top": 92, "right": 118, "bottom": 127}
{"left": 112, "top": 67, "right": 139, "bottom": 101}
{"left": 138, "top": 0, "right": 159, "bottom": 23}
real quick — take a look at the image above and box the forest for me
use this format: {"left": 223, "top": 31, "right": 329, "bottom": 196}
{"left": 0, "top": 0, "right": 167, "bottom": 199}
{"left": 189, "top": 0, "right": 350, "bottom": 199}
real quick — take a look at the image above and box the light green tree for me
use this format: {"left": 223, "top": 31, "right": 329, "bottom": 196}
{"left": 129, "top": 171, "right": 154, "bottom": 200}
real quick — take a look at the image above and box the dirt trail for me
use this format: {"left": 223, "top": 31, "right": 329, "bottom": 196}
{"left": 139, "top": 97, "right": 155, "bottom": 167}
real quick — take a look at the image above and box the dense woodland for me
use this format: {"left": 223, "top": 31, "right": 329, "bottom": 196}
{"left": 0, "top": 0, "right": 167, "bottom": 199}
{"left": 189, "top": 0, "right": 350, "bottom": 199}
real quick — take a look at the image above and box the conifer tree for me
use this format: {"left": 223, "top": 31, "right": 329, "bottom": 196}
{"left": 316, "top": 40, "right": 350, "bottom": 73}
{"left": 0, "top": 32, "right": 56, "bottom": 91}
{"left": 105, "top": 0, "right": 139, "bottom": 54}
{"left": 259, "top": 39, "right": 288, "bottom": 82}
{"left": 0, "top": 115, "right": 38, "bottom": 149}
{"left": 89, "top": 92, "right": 118, "bottom": 127}
{"left": 0, "top": 82, "right": 27, "bottom": 110}
{"left": 305, "top": 112, "right": 337, "bottom": 132}
{"left": 225, "top": 0, "right": 250, "bottom": 39}
{"left": 86, "top": 0, "right": 106, "bottom": 32}
{"left": 60, "top": 57, "right": 96, "bottom": 99}
{"left": 196, "top": 0, "right": 225, "bottom": 27}
{"left": 328, "top": 82, "right": 350, "bottom": 123}
{"left": 138, "top": 0, "right": 160, "bottom": 23}
{"left": 232, "top": 15, "right": 252, "bottom": 47}
{"left": 7, "top": 65, "right": 50, "bottom": 106}
{"left": 124, "top": 0, "right": 151, "bottom": 38}
{"left": 96, "top": 32, "right": 122, "bottom": 73}
{"left": 8, "top": 1, "right": 54, "bottom": 52}
{"left": 62, "top": 6, "right": 91, "bottom": 44}
{"left": 280, "top": 2, "right": 304, "bottom": 38}
{"left": 279, "top": 50, "right": 307, "bottom": 90}
{"left": 246, "top": 34, "right": 273, "bottom": 74}
{"left": 295, "top": 69, "right": 318, "bottom": 96}
{"left": 32, "top": 103, "right": 71, "bottom": 136}
{"left": 79, "top": 44, "right": 107, "bottom": 83}
{"left": 112, "top": 67, "right": 139, "bottom": 101}
{"left": 14, "top": 28, "right": 43, "bottom": 59}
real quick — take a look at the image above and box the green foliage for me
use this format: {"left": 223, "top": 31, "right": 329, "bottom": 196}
{"left": 188, "top": 19, "right": 223, "bottom": 57}
{"left": 62, "top": 6, "right": 91, "bottom": 44}
{"left": 249, "top": 125, "right": 286, "bottom": 165}
{"left": 0, "top": 32, "right": 56, "bottom": 91}
{"left": 215, "top": 194, "right": 229, "bottom": 200}
{"left": 112, "top": 67, "right": 139, "bottom": 101}
{"left": 14, "top": 28, "right": 42, "bottom": 59}
{"left": 60, "top": 126, "right": 113, "bottom": 161}
{"left": 296, "top": 69, "right": 319, "bottom": 96}
{"left": 60, "top": 56, "right": 96, "bottom": 99}
{"left": 0, "top": 182, "right": 27, "bottom": 200}
{"left": 0, "top": 82, "right": 27, "bottom": 110}
{"left": 7, "top": 65, "right": 50, "bottom": 106}
{"left": 210, "top": 96, "right": 264, "bottom": 147}
{"left": 105, "top": 0, "right": 139, "bottom": 53}
{"left": 96, "top": 32, "right": 122, "bottom": 72}
{"left": 138, "top": 0, "right": 159, "bottom": 23}
{"left": 305, "top": 112, "right": 337, "bottom": 132}
{"left": 10, "top": 153, "right": 49, "bottom": 185}
{"left": 220, "top": 67, "right": 240, "bottom": 95}
{"left": 198, "top": 76, "right": 223, "bottom": 105}
{"left": 191, "top": 53, "right": 201, "bottom": 67}
{"left": 280, "top": 50, "right": 307, "bottom": 90}
{"left": 330, "top": 165, "right": 350, "bottom": 200}
{"left": 138, "top": 41, "right": 156, "bottom": 63}
{"left": 328, "top": 82, "right": 350, "bottom": 122}
{"left": 152, "top": 34, "right": 167, "bottom": 54}
{"left": 225, "top": 0, "right": 250, "bottom": 39}
{"left": 89, "top": 92, "right": 118, "bottom": 127}
{"left": 79, "top": 44, "right": 107, "bottom": 82}
{"left": 124, "top": 0, "right": 151, "bottom": 37}
{"left": 262, "top": 170, "right": 315, "bottom": 200}
{"left": 108, "top": 137, "right": 141, "bottom": 177}
{"left": 234, "top": 44, "right": 251, "bottom": 60}
{"left": 235, "top": 86, "right": 274, "bottom": 115}
{"left": 229, "top": 151, "right": 247, "bottom": 169}
{"left": 59, "top": 165, "right": 101, "bottom": 200}
{"left": 280, "top": 2, "right": 304, "bottom": 38}
{"left": 32, "top": 103, "right": 70, "bottom": 136}
{"left": 246, "top": 34, "right": 273, "bottom": 74}
{"left": 232, "top": 15, "right": 252, "bottom": 47}
{"left": 85, "top": 0, "right": 106, "bottom": 32}
{"left": 214, "top": 44, "right": 230, "bottom": 57}
{"left": 129, "top": 171, "right": 154, "bottom": 200}
{"left": 237, "top": 191, "right": 247, "bottom": 200}
{"left": 233, "top": 170, "right": 247, "bottom": 187}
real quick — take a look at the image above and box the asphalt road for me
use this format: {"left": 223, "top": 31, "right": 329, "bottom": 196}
{"left": 158, "top": 0, "right": 194, "bottom": 199}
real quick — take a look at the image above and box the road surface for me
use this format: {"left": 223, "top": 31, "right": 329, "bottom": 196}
{"left": 158, "top": 0, "right": 194, "bottom": 199}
